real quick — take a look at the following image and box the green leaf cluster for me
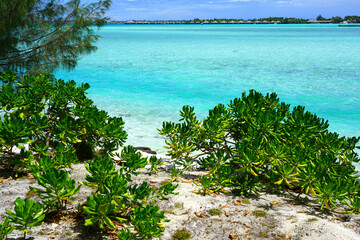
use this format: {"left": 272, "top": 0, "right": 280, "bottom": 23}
{"left": 159, "top": 90, "right": 360, "bottom": 212}
{"left": 5, "top": 198, "right": 45, "bottom": 239}
{"left": 0, "top": 70, "right": 127, "bottom": 167}
{"left": 131, "top": 204, "right": 169, "bottom": 239}
{"left": 0, "top": 218, "right": 14, "bottom": 240}
{"left": 148, "top": 156, "right": 164, "bottom": 175}
{"left": 83, "top": 147, "right": 177, "bottom": 237}
{"left": 30, "top": 166, "right": 81, "bottom": 211}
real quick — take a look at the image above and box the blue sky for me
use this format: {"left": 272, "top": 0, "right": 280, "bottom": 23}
{"left": 107, "top": 0, "right": 360, "bottom": 20}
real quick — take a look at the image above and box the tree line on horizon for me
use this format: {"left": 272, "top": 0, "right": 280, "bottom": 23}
{"left": 114, "top": 15, "right": 360, "bottom": 24}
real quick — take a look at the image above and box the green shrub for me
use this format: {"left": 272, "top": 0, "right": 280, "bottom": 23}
{"left": 117, "top": 146, "right": 148, "bottom": 178}
{"left": 82, "top": 153, "right": 177, "bottom": 237}
{"left": 159, "top": 90, "right": 360, "bottom": 212}
{"left": 131, "top": 204, "right": 169, "bottom": 239}
{"left": 84, "top": 156, "right": 118, "bottom": 192}
{"left": 0, "top": 70, "right": 127, "bottom": 166}
{"left": 0, "top": 218, "right": 14, "bottom": 240}
{"left": 30, "top": 167, "right": 81, "bottom": 211}
{"left": 118, "top": 228, "right": 135, "bottom": 239}
{"left": 83, "top": 193, "right": 127, "bottom": 229}
{"left": 5, "top": 198, "right": 45, "bottom": 239}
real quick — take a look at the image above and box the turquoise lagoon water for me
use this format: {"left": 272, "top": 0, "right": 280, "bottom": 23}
{"left": 56, "top": 24, "right": 360, "bottom": 153}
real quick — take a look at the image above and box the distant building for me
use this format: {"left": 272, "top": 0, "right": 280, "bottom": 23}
{"left": 307, "top": 19, "right": 332, "bottom": 23}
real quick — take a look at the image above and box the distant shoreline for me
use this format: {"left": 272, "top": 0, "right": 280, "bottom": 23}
{"left": 109, "top": 21, "right": 353, "bottom": 25}
{"left": 108, "top": 18, "right": 359, "bottom": 25}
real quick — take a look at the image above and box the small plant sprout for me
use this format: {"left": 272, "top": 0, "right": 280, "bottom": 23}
{"left": 173, "top": 228, "right": 191, "bottom": 240}
{"left": 259, "top": 232, "right": 269, "bottom": 238}
{"left": 169, "top": 166, "right": 183, "bottom": 182}
{"left": 148, "top": 156, "right": 163, "bottom": 174}
{"left": 308, "top": 218, "right": 318, "bottom": 222}
{"left": 252, "top": 210, "right": 267, "bottom": 217}
{"left": 193, "top": 175, "right": 216, "bottom": 196}
{"left": 174, "top": 202, "right": 183, "bottom": 209}
{"left": 208, "top": 208, "right": 222, "bottom": 216}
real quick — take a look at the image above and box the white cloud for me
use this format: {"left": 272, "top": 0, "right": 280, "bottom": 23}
{"left": 276, "top": 0, "right": 360, "bottom": 7}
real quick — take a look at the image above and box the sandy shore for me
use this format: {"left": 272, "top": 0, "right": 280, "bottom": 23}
{"left": 0, "top": 150, "right": 359, "bottom": 240}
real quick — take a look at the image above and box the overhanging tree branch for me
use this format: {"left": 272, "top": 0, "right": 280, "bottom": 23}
{"left": 0, "top": 0, "right": 112, "bottom": 73}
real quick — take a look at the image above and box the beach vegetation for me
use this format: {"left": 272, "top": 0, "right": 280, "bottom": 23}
{"left": 169, "top": 166, "right": 184, "bottom": 182}
{"left": 131, "top": 204, "right": 169, "bottom": 239}
{"left": 148, "top": 156, "right": 164, "bottom": 174}
{"left": 5, "top": 198, "right": 45, "bottom": 239}
{"left": 29, "top": 167, "right": 81, "bottom": 212}
{"left": 84, "top": 156, "right": 118, "bottom": 192}
{"left": 117, "top": 145, "right": 148, "bottom": 178}
{"left": 347, "top": 196, "right": 360, "bottom": 214}
{"left": 173, "top": 228, "right": 191, "bottom": 240}
{"left": 0, "top": 70, "right": 127, "bottom": 169}
{"left": 118, "top": 228, "right": 136, "bottom": 239}
{"left": 83, "top": 193, "right": 126, "bottom": 229}
{"left": 193, "top": 175, "right": 217, "bottom": 196}
{"left": 258, "top": 231, "right": 270, "bottom": 238}
{"left": 0, "top": 70, "right": 177, "bottom": 238}
{"left": 208, "top": 208, "right": 222, "bottom": 216}
{"left": 0, "top": 218, "right": 14, "bottom": 240}
{"left": 308, "top": 218, "right": 318, "bottom": 222}
{"left": 253, "top": 210, "right": 267, "bottom": 217}
{"left": 82, "top": 152, "right": 177, "bottom": 237}
{"left": 159, "top": 90, "right": 360, "bottom": 213}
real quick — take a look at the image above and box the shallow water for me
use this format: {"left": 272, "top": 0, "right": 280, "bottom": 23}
{"left": 56, "top": 24, "right": 360, "bottom": 153}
